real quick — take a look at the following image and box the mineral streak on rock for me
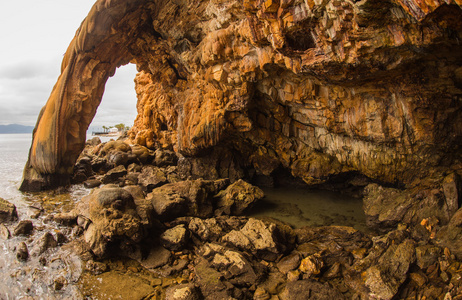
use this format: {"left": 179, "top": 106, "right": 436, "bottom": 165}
{"left": 20, "top": 0, "right": 462, "bottom": 191}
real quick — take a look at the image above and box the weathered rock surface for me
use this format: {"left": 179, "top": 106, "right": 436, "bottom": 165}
{"left": 74, "top": 186, "right": 145, "bottom": 258}
{"left": 20, "top": 0, "right": 462, "bottom": 201}
{"left": 13, "top": 220, "right": 34, "bottom": 236}
{"left": 0, "top": 197, "right": 18, "bottom": 223}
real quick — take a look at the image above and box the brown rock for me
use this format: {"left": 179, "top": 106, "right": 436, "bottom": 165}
{"left": 0, "top": 224, "right": 10, "bottom": 240}
{"left": 215, "top": 179, "right": 264, "bottom": 215}
{"left": 279, "top": 280, "right": 345, "bottom": 300}
{"left": 13, "top": 220, "right": 34, "bottom": 236}
{"left": 0, "top": 197, "right": 18, "bottom": 223}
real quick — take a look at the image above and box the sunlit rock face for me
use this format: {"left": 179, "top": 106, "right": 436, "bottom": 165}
{"left": 21, "top": 0, "right": 462, "bottom": 191}
{"left": 130, "top": 0, "right": 462, "bottom": 187}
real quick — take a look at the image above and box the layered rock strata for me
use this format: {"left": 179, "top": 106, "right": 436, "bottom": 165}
{"left": 21, "top": 0, "right": 462, "bottom": 194}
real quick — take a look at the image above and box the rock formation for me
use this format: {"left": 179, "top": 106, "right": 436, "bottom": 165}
{"left": 21, "top": 0, "right": 462, "bottom": 194}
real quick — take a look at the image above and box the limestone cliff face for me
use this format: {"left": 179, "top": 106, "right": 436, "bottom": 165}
{"left": 21, "top": 0, "right": 462, "bottom": 191}
{"left": 129, "top": 0, "right": 462, "bottom": 187}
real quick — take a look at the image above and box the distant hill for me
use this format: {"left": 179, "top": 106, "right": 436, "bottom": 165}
{"left": 0, "top": 124, "right": 34, "bottom": 134}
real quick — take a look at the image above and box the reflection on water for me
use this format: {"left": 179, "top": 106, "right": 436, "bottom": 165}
{"left": 247, "top": 187, "right": 367, "bottom": 231}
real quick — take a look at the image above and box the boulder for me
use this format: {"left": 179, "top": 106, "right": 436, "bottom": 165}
{"left": 223, "top": 218, "right": 295, "bottom": 261}
{"left": 0, "top": 197, "right": 18, "bottom": 223}
{"left": 13, "top": 220, "right": 34, "bottom": 236}
{"left": 74, "top": 186, "right": 144, "bottom": 258}
{"left": 139, "top": 245, "right": 172, "bottom": 270}
{"left": 101, "top": 165, "right": 127, "bottom": 184}
{"left": 160, "top": 225, "right": 189, "bottom": 251}
{"left": 147, "top": 179, "right": 229, "bottom": 220}
{"left": 138, "top": 166, "right": 168, "bottom": 191}
{"left": 356, "top": 239, "right": 416, "bottom": 300}
{"left": 215, "top": 179, "right": 264, "bottom": 215}
{"left": 189, "top": 218, "right": 224, "bottom": 242}
{"left": 154, "top": 149, "right": 178, "bottom": 167}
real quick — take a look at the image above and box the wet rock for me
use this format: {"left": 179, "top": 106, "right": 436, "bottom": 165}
{"left": 0, "top": 223, "right": 10, "bottom": 239}
{"left": 84, "top": 179, "right": 102, "bottom": 188}
{"left": 138, "top": 166, "right": 168, "bottom": 191}
{"left": 16, "top": 242, "right": 29, "bottom": 261}
{"left": 165, "top": 284, "right": 201, "bottom": 300}
{"left": 279, "top": 280, "right": 345, "bottom": 300}
{"left": 194, "top": 257, "right": 230, "bottom": 298}
{"left": 31, "top": 232, "right": 58, "bottom": 256}
{"left": 161, "top": 225, "right": 189, "bottom": 251}
{"left": 13, "top": 220, "right": 34, "bottom": 236}
{"left": 189, "top": 217, "right": 223, "bottom": 242}
{"left": 0, "top": 197, "right": 18, "bottom": 223}
{"left": 127, "top": 163, "right": 142, "bottom": 173}
{"left": 215, "top": 179, "right": 264, "bottom": 215}
{"left": 363, "top": 184, "right": 413, "bottom": 229}
{"left": 101, "top": 165, "right": 127, "bottom": 184}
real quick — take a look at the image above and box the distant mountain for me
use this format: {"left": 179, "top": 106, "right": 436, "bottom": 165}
{"left": 0, "top": 124, "right": 34, "bottom": 134}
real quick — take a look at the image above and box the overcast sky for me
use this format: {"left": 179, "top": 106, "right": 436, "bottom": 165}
{"left": 0, "top": 0, "right": 138, "bottom": 129}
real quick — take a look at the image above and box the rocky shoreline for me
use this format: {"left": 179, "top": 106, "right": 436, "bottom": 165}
{"left": 1, "top": 136, "right": 461, "bottom": 299}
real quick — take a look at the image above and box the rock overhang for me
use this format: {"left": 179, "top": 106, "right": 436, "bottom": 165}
{"left": 20, "top": 0, "right": 462, "bottom": 192}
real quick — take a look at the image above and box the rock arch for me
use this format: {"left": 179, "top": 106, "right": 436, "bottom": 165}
{"left": 20, "top": 0, "right": 462, "bottom": 192}
{"left": 20, "top": 0, "right": 151, "bottom": 191}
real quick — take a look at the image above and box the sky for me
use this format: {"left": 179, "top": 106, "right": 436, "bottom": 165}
{"left": 0, "top": 0, "right": 138, "bottom": 129}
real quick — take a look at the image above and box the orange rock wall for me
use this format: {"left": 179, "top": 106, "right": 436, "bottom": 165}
{"left": 21, "top": 0, "right": 462, "bottom": 190}
{"left": 129, "top": 0, "right": 462, "bottom": 186}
